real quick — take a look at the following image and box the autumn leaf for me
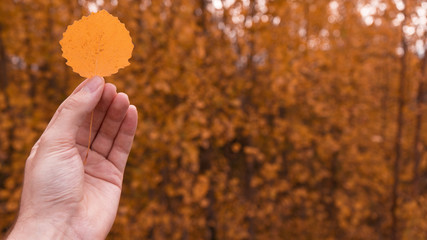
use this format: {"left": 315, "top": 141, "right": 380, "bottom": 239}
{"left": 60, "top": 10, "right": 133, "bottom": 78}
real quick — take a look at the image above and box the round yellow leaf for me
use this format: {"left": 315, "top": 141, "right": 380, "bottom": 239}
{"left": 60, "top": 10, "right": 133, "bottom": 78}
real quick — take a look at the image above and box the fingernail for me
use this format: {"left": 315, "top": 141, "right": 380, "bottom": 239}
{"left": 83, "top": 76, "right": 104, "bottom": 92}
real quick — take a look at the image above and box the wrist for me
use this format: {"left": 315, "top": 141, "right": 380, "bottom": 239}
{"left": 7, "top": 216, "right": 79, "bottom": 240}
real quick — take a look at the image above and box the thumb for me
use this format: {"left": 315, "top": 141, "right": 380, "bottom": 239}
{"left": 46, "top": 76, "right": 105, "bottom": 141}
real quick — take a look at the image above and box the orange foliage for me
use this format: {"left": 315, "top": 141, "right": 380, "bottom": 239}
{"left": 0, "top": 0, "right": 426, "bottom": 240}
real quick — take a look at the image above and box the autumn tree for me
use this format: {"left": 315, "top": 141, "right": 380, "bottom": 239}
{"left": 0, "top": 0, "right": 426, "bottom": 239}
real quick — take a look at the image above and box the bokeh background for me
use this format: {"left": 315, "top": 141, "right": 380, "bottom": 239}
{"left": 0, "top": 0, "right": 426, "bottom": 239}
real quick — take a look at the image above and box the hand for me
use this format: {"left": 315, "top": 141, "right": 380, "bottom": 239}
{"left": 7, "top": 76, "right": 138, "bottom": 240}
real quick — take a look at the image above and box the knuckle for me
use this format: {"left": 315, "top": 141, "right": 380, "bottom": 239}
{"left": 63, "top": 96, "right": 81, "bottom": 111}
{"left": 39, "top": 134, "right": 51, "bottom": 146}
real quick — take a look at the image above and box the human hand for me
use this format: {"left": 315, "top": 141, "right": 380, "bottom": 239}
{"left": 7, "top": 76, "right": 138, "bottom": 240}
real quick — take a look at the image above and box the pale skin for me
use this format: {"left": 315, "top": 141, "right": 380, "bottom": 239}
{"left": 6, "top": 76, "right": 138, "bottom": 240}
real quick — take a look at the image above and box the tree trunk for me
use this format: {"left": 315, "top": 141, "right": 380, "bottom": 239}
{"left": 244, "top": 1, "right": 257, "bottom": 239}
{"left": 412, "top": 40, "right": 426, "bottom": 196}
{"left": 0, "top": 23, "right": 14, "bottom": 166}
{"left": 391, "top": 5, "right": 407, "bottom": 239}
{"left": 0, "top": 24, "right": 7, "bottom": 90}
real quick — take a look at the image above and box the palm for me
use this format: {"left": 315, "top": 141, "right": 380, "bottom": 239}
{"left": 69, "top": 83, "right": 136, "bottom": 238}
{"left": 73, "top": 146, "right": 122, "bottom": 239}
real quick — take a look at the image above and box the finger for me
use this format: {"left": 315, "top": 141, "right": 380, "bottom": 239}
{"left": 107, "top": 105, "right": 138, "bottom": 173}
{"left": 44, "top": 76, "right": 105, "bottom": 142}
{"left": 90, "top": 92, "right": 130, "bottom": 157}
{"left": 76, "top": 83, "right": 117, "bottom": 147}
{"left": 42, "top": 78, "right": 97, "bottom": 134}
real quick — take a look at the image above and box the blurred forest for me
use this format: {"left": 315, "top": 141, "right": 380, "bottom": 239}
{"left": 0, "top": 0, "right": 426, "bottom": 239}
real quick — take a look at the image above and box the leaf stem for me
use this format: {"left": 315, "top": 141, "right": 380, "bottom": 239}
{"left": 83, "top": 110, "right": 94, "bottom": 164}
